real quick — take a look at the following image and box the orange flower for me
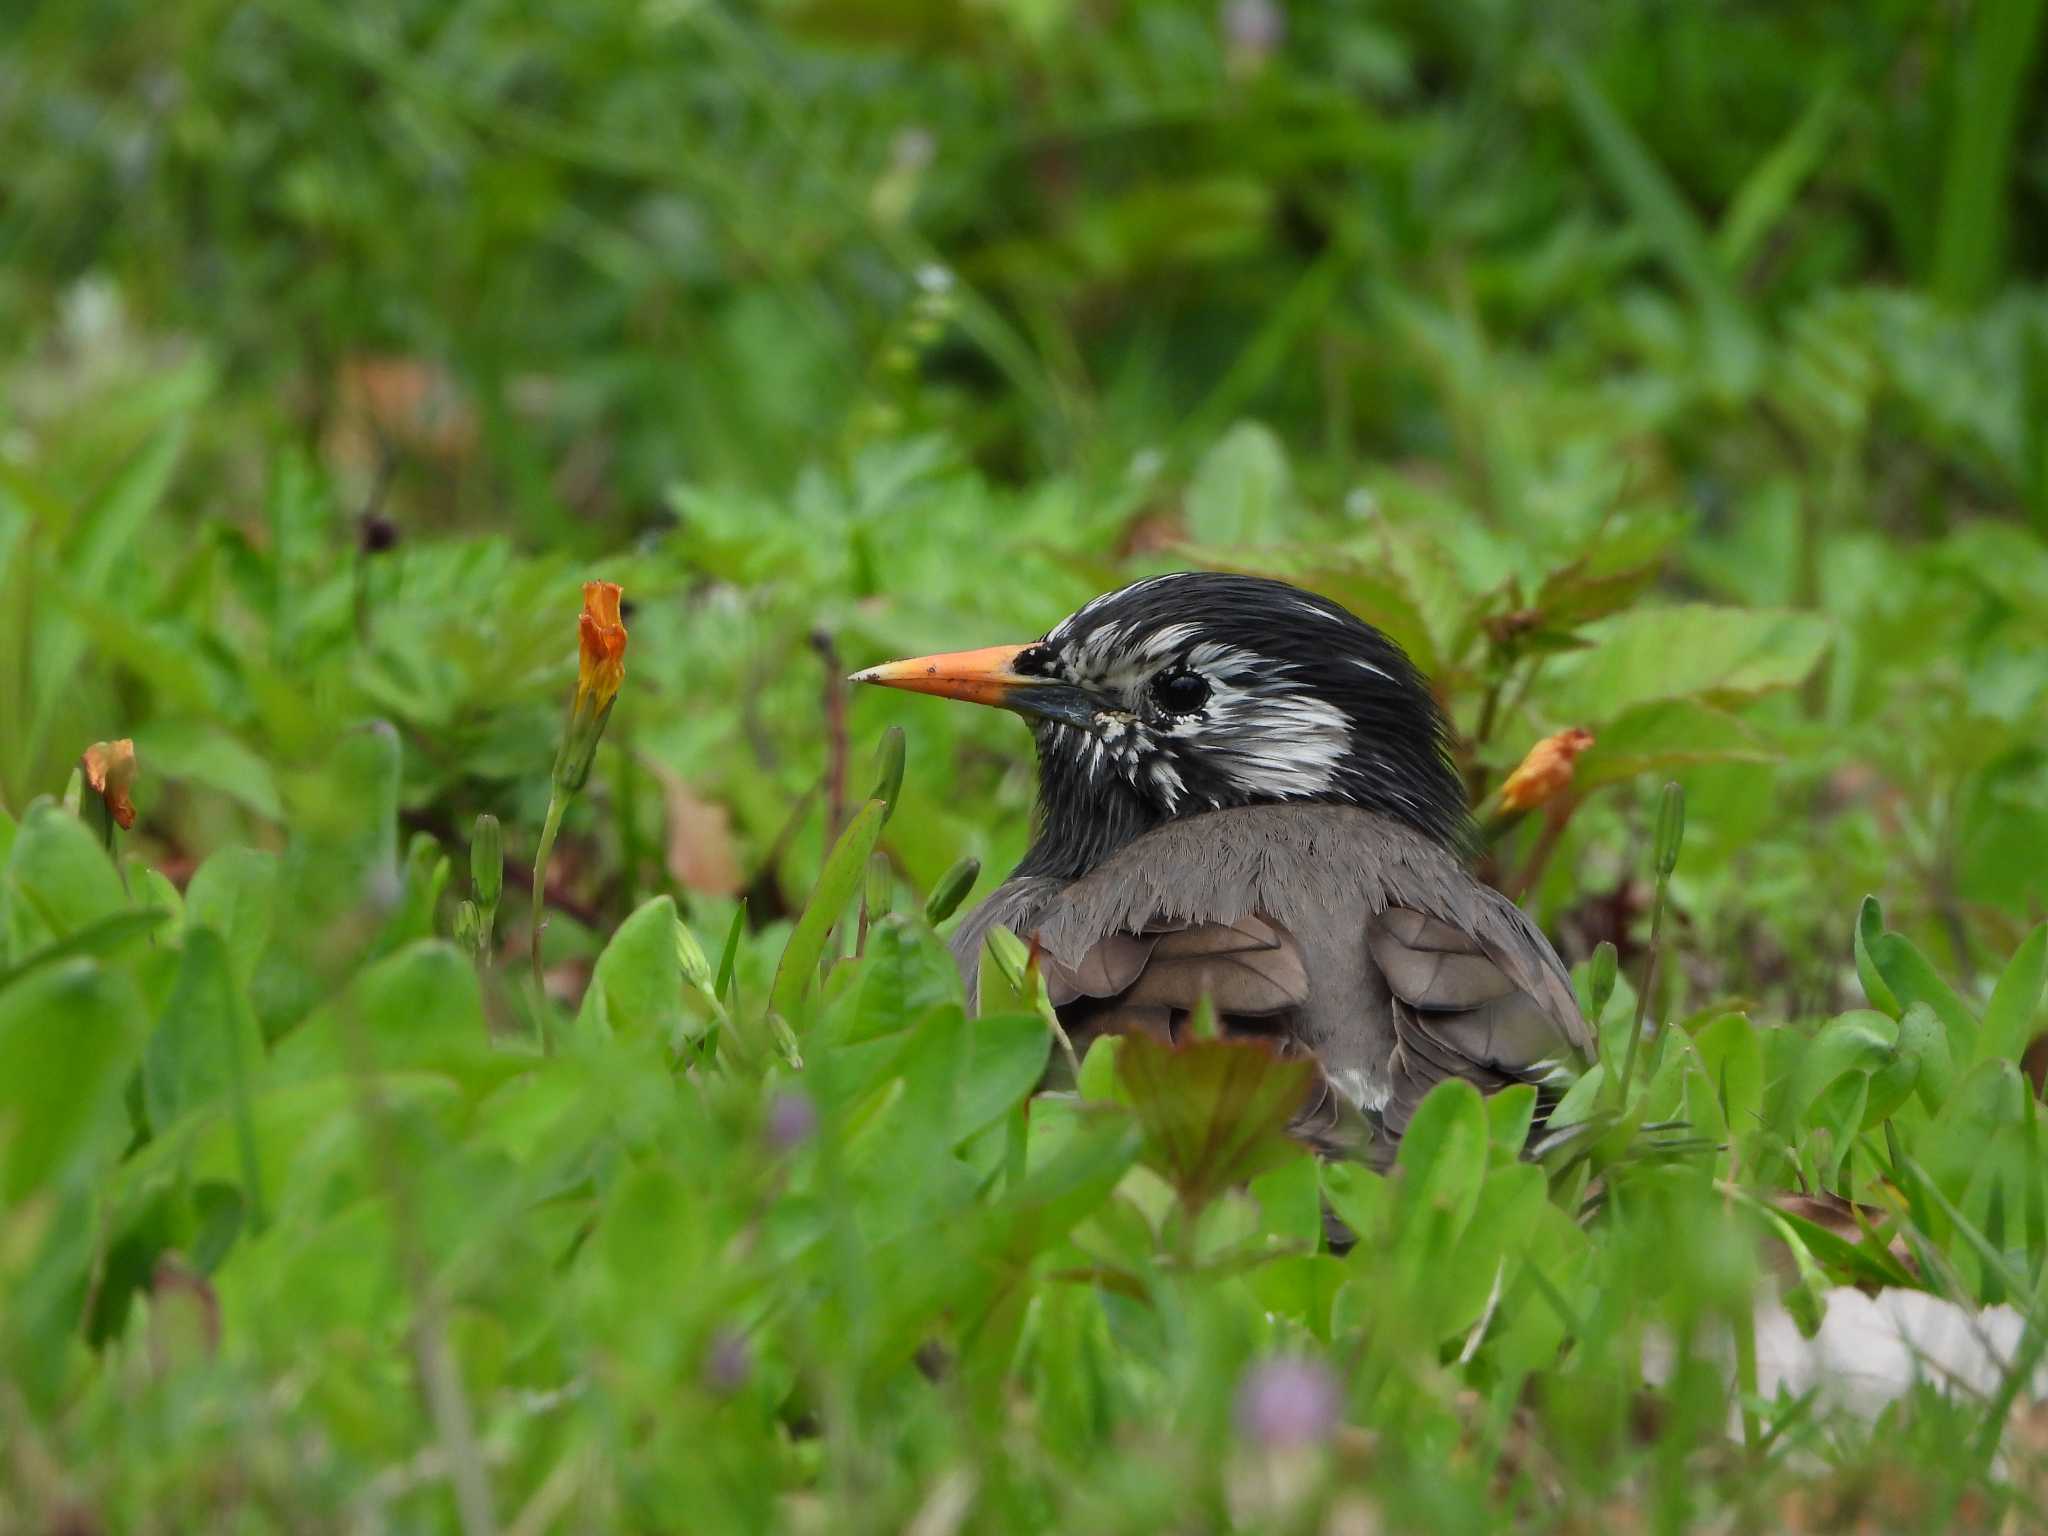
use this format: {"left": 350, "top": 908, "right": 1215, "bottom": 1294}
{"left": 576, "top": 580, "right": 628, "bottom": 715}
{"left": 82, "top": 739, "right": 139, "bottom": 830}
{"left": 1498, "top": 727, "right": 1594, "bottom": 814}
{"left": 554, "top": 581, "right": 628, "bottom": 795}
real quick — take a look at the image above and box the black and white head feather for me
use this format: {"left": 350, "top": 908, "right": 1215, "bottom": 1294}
{"left": 1012, "top": 572, "right": 1470, "bottom": 880}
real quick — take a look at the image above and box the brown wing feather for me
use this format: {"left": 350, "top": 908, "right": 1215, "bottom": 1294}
{"left": 1370, "top": 903, "right": 1587, "bottom": 1137}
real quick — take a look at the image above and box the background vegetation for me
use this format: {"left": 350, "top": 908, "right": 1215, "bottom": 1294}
{"left": 3, "top": 0, "right": 2047, "bottom": 1530}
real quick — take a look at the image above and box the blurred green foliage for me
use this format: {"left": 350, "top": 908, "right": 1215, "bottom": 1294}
{"left": 3, "top": 0, "right": 2048, "bottom": 1529}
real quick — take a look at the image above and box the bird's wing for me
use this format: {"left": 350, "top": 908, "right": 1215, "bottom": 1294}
{"left": 1369, "top": 898, "right": 1588, "bottom": 1137}
{"left": 974, "top": 805, "right": 1590, "bottom": 1150}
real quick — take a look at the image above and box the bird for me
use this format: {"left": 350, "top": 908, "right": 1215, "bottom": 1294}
{"left": 852, "top": 571, "right": 1592, "bottom": 1163}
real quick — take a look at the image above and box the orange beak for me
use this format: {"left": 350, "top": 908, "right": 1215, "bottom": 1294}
{"left": 852, "top": 642, "right": 1101, "bottom": 729}
{"left": 850, "top": 643, "right": 1035, "bottom": 708}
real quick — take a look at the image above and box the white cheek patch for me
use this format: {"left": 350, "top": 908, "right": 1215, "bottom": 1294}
{"left": 1185, "top": 678, "right": 1352, "bottom": 802}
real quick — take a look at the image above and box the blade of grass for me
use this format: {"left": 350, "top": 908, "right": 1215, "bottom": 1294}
{"left": 1932, "top": 0, "right": 2048, "bottom": 307}
{"left": 1715, "top": 82, "right": 1844, "bottom": 276}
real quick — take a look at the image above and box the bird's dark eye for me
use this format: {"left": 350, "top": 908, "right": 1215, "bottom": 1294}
{"left": 1150, "top": 669, "right": 1211, "bottom": 715}
{"left": 1013, "top": 644, "right": 1055, "bottom": 677}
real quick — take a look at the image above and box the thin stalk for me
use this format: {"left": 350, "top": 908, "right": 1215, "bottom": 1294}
{"left": 1617, "top": 784, "right": 1686, "bottom": 1108}
{"left": 529, "top": 790, "right": 566, "bottom": 1018}
{"left": 1615, "top": 875, "right": 1668, "bottom": 1108}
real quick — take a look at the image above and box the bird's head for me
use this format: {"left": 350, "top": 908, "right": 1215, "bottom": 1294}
{"left": 854, "top": 572, "right": 1470, "bottom": 879}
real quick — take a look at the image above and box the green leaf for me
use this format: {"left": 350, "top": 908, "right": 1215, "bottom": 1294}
{"left": 1855, "top": 896, "right": 1901, "bottom": 1017}
{"left": 1321, "top": 1161, "right": 1391, "bottom": 1246}
{"left": 0, "top": 959, "right": 147, "bottom": 1202}
{"left": 955, "top": 1012, "right": 1052, "bottom": 1142}
{"left": 1899, "top": 1002, "right": 1956, "bottom": 1113}
{"left": 1866, "top": 928, "right": 1979, "bottom": 1061}
{"left": 1250, "top": 1154, "right": 1324, "bottom": 1249}
{"left": 1394, "top": 1078, "right": 1489, "bottom": 1248}
{"left": 1484, "top": 1083, "right": 1537, "bottom": 1162}
{"left": 1691, "top": 1013, "right": 1765, "bottom": 1145}
{"left": 6, "top": 803, "right": 126, "bottom": 938}
{"left": 1545, "top": 605, "right": 1830, "bottom": 724}
{"left": 1977, "top": 923, "right": 2047, "bottom": 1069}
{"left": 1715, "top": 83, "right": 1844, "bottom": 274}
{"left": 1077, "top": 1034, "right": 1123, "bottom": 1103}
{"left": 0, "top": 908, "right": 167, "bottom": 994}
{"left": 577, "top": 894, "right": 683, "bottom": 1044}
{"left": 771, "top": 798, "right": 886, "bottom": 1020}
{"left": 269, "top": 942, "right": 492, "bottom": 1084}
{"left": 184, "top": 847, "right": 280, "bottom": 991}
{"left": 1116, "top": 1033, "right": 1315, "bottom": 1213}
{"left": 26, "top": 421, "right": 189, "bottom": 768}
{"left": 1931, "top": 0, "right": 2048, "bottom": 306}
{"left": 145, "top": 927, "right": 266, "bottom": 1130}
{"left": 133, "top": 720, "right": 284, "bottom": 821}
{"left": 1572, "top": 698, "right": 1776, "bottom": 791}
{"left": 1184, "top": 421, "right": 1292, "bottom": 545}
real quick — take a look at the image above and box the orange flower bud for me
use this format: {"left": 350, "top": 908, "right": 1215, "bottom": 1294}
{"left": 576, "top": 580, "right": 628, "bottom": 715}
{"left": 82, "top": 739, "right": 139, "bottom": 830}
{"left": 1498, "top": 727, "right": 1594, "bottom": 814}
{"left": 554, "top": 581, "right": 628, "bottom": 795}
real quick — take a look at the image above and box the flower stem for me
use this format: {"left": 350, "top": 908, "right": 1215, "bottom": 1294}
{"left": 529, "top": 790, "right": 566, "bottom": 1017}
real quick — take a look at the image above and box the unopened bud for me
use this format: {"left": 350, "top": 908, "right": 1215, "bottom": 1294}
{"left": 1654, "top": 781, "right": 1686, "bottom": 878}
{"left": 1587, "top": 940, "right": 1619, "bottom": 1018}
{"left": 864, "top": 853, "right": 893, "bottom": 922}
{"left": 924, "top": 855, "right": 980, "bottom": 924}
{"left": 674, "top": 918, "right": 713, "bottom": 992}
{"left": 471, "top": 813, "right": 503, "bottom": 910}
{"left": 869, "top": 726, "right": 906, "bottom": 824}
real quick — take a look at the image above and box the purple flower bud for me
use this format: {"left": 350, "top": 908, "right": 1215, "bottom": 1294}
{"left": 1235, "top": 1356, "right": 1342, "bottom": 1449}
{"left": 766, "top": 1090, "right": 818, "bottom": 1152}
{"left": 703, "top": 1328, "right": 750, "bottom": 1395}
{"left": 1222, "top": 0, "right": 1285, "bottom": 62}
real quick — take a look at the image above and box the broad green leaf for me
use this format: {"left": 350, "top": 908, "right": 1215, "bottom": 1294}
{"left": 1484, "top": 1083, "right": 1537, "bottom": 1162}
{"left": 1976, "top": 923, "right": 2047, "bottom": 1069}
{"left": 270, "top": 942, "right": 493, "bottom": 1083}
{"left": 577, "top": 895, "right": 683, "bottom": 1044}
{"left": 1571, "top": 698, "right": 1776, "bottom": 790}
{"left": 1116, "top": 1033, "right": 1314, "bottom": 1213}
{"left": 838, "top": 916, "right": 958, "bottom": 1045}
{"left": 1321, "top": 1161, "right": 1391, "bottom": 1247}
{"left": 1184, "top": 421, "right": 1292, "bottom": 545}
{"left": 1434, "top": 1161, "right": 1547, "bottom": 1340}
{"left": 1898, "top": 1003, "right": 1956, "bottom": 1113}
{"left": 0, "top": 959, "right": 147, "bottom": 1202}
{"left": 1394, "top": 1078, "right": 1488, "bottom": 1248}
{"left": 956, "top": 1012, "right": 1053, "bottom": 1142}
{"left": 6, "top": 803, "right": 126, "bottom": 938}
{"left": 1866, "top": 928, "right": 1979, "bottom": 1061}
{"left": 1250, "top": 1154, "right": 1324, "bottom": 1249}
{"left": 771, "top": 798, "right": 885, "bottom": 1020}
{"left": 144, "top": 927, "right": 266, "bottom": 1131}
{"left": 1691, "top": 1013, "right": 1765, "bottom": 1145}
{"left": 134, "top": 720, "right": 284, "bottom": 821}
{"left": 1544, "top": 605, "right": 1830, "bottom": 723}
{"left": 1077, "top": 1033, "right": 1124, "bottom": 1102}
{"left": 0, "top": 909, "right": 166, "bottom": 994}
{"left": 184, "top": 847, "right": 280, "bottom": 990}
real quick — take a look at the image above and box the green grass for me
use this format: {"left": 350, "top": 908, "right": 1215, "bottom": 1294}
{"left": 3, "top": 1, "right": 2048, "bottom": 1530}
